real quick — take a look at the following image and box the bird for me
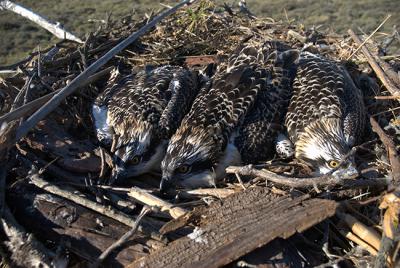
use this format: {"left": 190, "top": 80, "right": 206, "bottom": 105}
{"left": 92, "top": 65, "right": 200, "bottom": 182}
{"left": 235, "top": 41, "right": 299, "bottom": 164}
{"left": 284, "top": 51, "right": 366, "bottom": 177}
{"left": 160, "top": 43, "right": 300, "bottom": 192}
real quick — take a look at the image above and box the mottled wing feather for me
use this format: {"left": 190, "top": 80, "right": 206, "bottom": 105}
{"left": 341, "top": 66, "right": 366, "bottom": 145}
{"left": 285, "top": 52, "right": 365, "bottom": 145}
{"left": 158, "top": 69, "right": 200, "bottom": 138}
{"left": 182, "top": 47, "right": 266, "bottom": 141}
{"left": 235, "top": 44, "right": 298, "bottom": 162}
{"left": 107, "top": 65, "right": 183, "bottom": 136}
{"left": 285, "top": 52, "right": 344, "bottom": 143}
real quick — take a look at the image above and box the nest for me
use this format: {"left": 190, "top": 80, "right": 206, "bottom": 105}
{"left": 0, "top": 1, "right": 400, "bottom": 267}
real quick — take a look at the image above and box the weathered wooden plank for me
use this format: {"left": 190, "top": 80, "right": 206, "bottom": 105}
{"left": 129, "top": 187, "right": 337, "bottom": 268}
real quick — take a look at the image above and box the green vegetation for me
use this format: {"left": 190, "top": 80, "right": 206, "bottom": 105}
{"left": 0, "top": 0, "right": 399, "bottom": 65}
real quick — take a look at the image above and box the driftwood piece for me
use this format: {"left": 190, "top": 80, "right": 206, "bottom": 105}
{"left": 370, "top": 117, "right": 400, "bottom": 182}
{"left": 128, "top": 187, "right": 337, "bottom": 268}
{"left": 348, "top": 29, "right": 400, "bottom": 97}
{"left": 8, "top": 186, "right": 160, "bottom": 267}
{"left": 15, "top": 0, "right": 196, "bottom": 141}
{"left": 0, "top": 0, "right": 83, "bottom": 43}
{"left": 128, "top": 187, "right": 188, "bottom": 219}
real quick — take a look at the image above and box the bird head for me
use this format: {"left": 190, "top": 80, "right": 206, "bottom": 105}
{"left": 110, "top": 121, "right": 167, "bottom": 183}
{"left": 160, "top": 126, "right": 221, "bottom": 193}
{"left": 295, "top": 118, "right": 358, "bottom": 177}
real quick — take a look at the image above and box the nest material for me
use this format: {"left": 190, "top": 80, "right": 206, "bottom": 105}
{"left": 0, "top": 1, "right": 400, "bottom": 267}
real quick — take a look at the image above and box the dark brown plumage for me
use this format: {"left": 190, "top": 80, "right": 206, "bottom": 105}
{"left": 92, "top": 65, "right": 200, "bottom": 181}
{"left": 284, "top": 51, "right": 366, "bottom": 175}
{"left": 160, "top": 43, "right": 299, "bottom": 191}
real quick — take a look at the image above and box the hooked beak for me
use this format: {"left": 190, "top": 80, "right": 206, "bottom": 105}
{"left": 159, "top": 176, "right": 176, "bottom": 196}
{"left": 109, "top": 167, "right": 125, "bottom": 185}
{"left": 332, "top": 163, "right": 359, "bottom": 179}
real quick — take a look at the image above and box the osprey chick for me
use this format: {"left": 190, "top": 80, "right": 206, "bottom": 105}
{"left": 92, "top": 66, "right": 200, "bottom": 182}
{"left": 285, "top": 52, "right": 365, "bottom": 176}
{"left": 160, "top": 44, "right": 299, "bottom": 191}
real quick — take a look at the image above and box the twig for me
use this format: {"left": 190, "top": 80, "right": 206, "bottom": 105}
{"left": 0, "top": 0, "right": 83, "bottom": 43}
{"left": 226, "top": 165, "right": 358, "bottom": 189}
{"left": 347, "top": 15, "right": 391, "bottom": 60}
{"left": 127, "top": 187, "right": 188, "bottom": 219}
{"left": 337, "top": 212, "right": 381, "bottom": 251}
{"left": 98, "top": 185, "right": 237, "bottom": 199}
{"left": 29, "top": 173, "right": 161, "bottom": 235}
{"left": 15, "top": 0, "right": 196, "bottom": 141}
{"left": 234, "top": 173, "right": 246, "bottom": 190}
{"left": 374, "top": 95, "right": 400, "bottom": 100}
{"left": 348, "top": 29, "right": 400, "bottom": 97}
{"left": 0, "top": 67, "right": 113, "bottom": 126}
{"left": 287, "top": 29, "right": 307, "bottom": 43}
{"left": 91, "top": 206, "right": 152, "bottom": 268}
{"left": 370, "top": 117, "right": 400, "bottom": 182}
{"left": 341, "top": 229, "right": 379, "bottom": 256}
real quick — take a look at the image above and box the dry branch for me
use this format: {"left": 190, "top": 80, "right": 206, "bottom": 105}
{"left": 226, "top": 165, "right": 359, "bottom": 189}
{"left": 128, "top": 187, "right": 188, "bottom": 219}
{"left": 348, "top": 29, "right": 400, "bottom": 97}
{"left": 15, "top": 0, "right": 196, "bottom": 141}
{"left": 91, "top": 206, "right": 152, "bottom": 268}
{"left": 370, "top": 117, "right": 400, "bottom": 182}
{"left": 0, "top": 67, "right": 113, "bottom": 126}
{"left": 0, "top": 0, "right": 83, "bottom": 43}
{"left": 338, "top": 212, "right": 381, "bottom": 251}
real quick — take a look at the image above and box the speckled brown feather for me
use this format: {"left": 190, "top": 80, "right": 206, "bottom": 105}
{"left": 106, "top": 65, "right": 199, "bottom": 143}
{"left": 285, "top": 52, "right": 365, "bottom": 145}
{"left": 164, "top": 46, "right": 267, "bottom": 166}
{"left": 235, "top": 42, "right": 299, "bottom": 163}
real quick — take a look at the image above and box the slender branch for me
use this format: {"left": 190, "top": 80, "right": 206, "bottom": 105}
{"left": 0, "top": 0, "right": 83, "bottom": 43}
{"left": 338, "top": 212, "right": 381, "bottom": 251}
{"left": 128, "top": 187, "right": 188, "bottom": 219}
{"left": 0, "top": 67, "right": 113, "bottom": 126}
{"left": 347, "top": 15, "right": 391, "bottom": 60}
{"left": 15, "top": 0, "right": 196, "bottom": 141}
{"left": 226, "top": 165, "right": 359, "bottom": 189}
{"left": 348, "top": 29, "right": 400, "bottom": 97}
{"left": 90, "top": 206, "right": 152, "bottom": 268}
{"left": 370, "top": 117, "right": 400, "bottom": 182}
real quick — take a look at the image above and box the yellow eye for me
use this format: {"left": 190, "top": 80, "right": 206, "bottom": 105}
{"left": 128, "top": 156, "right": 141, "bottom": 165}
{"left": 328, "top": 160, "right": 339, "bottom": 168}
{"left": 177, "top": 165, "right": 190, "bottom": 174}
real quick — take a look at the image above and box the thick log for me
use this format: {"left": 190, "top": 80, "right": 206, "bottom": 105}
{"left": 128, "top": 187, "right": 337, "bottom": 268}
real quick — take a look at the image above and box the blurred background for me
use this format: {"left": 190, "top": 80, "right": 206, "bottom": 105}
{"left": 1, "top": 0, "right": 399, "bottom": 65}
